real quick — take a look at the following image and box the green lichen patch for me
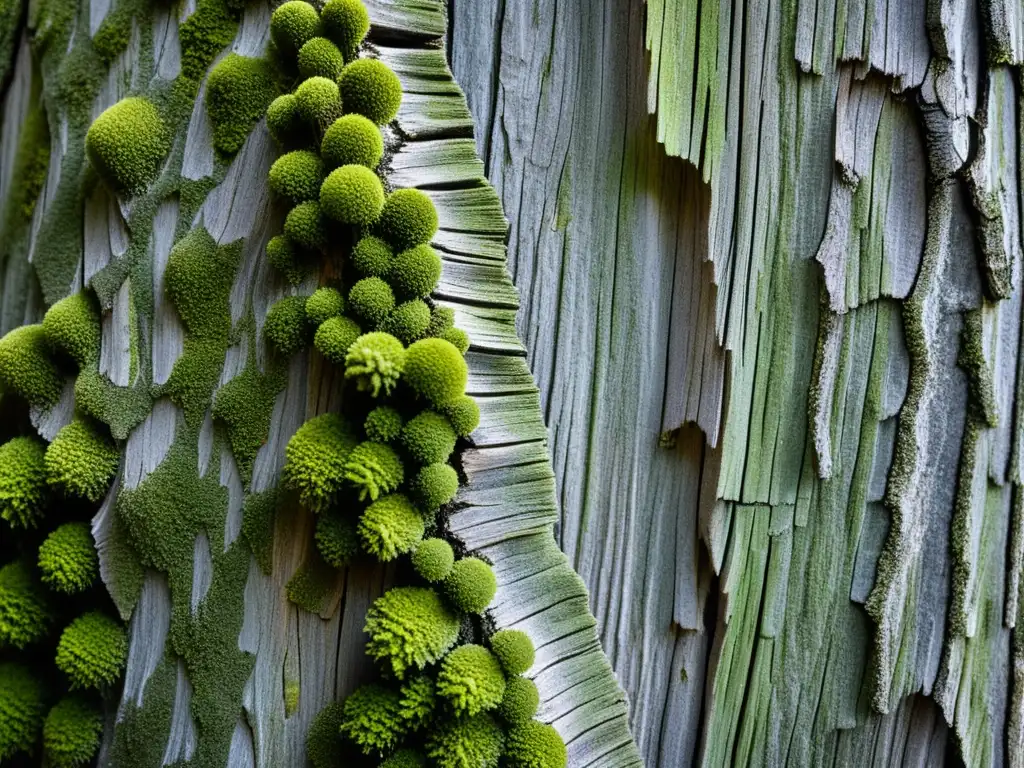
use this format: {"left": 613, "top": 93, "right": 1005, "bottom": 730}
{"left": 242, "top": 489, "right": 279, "bottom": 575}
{"left": 212, "top": 362, "right": 287, "bottom": 483}
{"left": 73, "top": 365, "right": 153, "bottom": 440}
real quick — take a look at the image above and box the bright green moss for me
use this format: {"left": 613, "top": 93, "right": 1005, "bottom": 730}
{"left": 211, "top": 364, "right": 286, "bottom": 482}
{"left": 56, "top": 612, "right": 127, "bottom": 689}
{"left": 267, "top": 234, "right": 313, "bottom": 284}
{"left": 0, "top": 663, "right": 45, "bottom": 761}
{"left": 321, "top": 114, "right": 383, "bottom": 169}
{"left": 378, "top": 189, "right": 438, "bottom": 251}
{"left": 343, "top": 441, "right": 404, "bottom": 501}
{"left": 0, "top": 560, "right": 50, "bottom": 648}
{"left": 425, "top": 713, "right": 504, "bottom": 768}
{"left": 400, "top": 410, "right": 456, "bottom": 465}
{"left": 411, "top": 537, "right": 454, "bottom": 583}
{"left": 498, "top": 676, "right": 539, "bottom": 725}
{"left": 306, "top": 701, "right": 345, "bottom": 768}
{"left": 282, "top": 413, "right": 359, "bottom": 512}
{"left": 294, "top": 76, "right": 342, "bottom": 128}
{"left": 411, "top": 463, "right": 459, "bottom": 511}
{"left": 339, "top": 58, "right": 402, "bottom": 125}
{"left": 85, "top": 97, "right": 169, "bottom": 193}
{"left": 442, "top": 326, "right": 470, "bottom": 354}
{"left": 315, "top": 512, "right": 359, "bottom": 568}
{"left": 313, "top": 315, "right": 362, "bottom": 363}
{"left": 444, "top": 394, "right": 480, "bottom": 438}
{"left": 264, "top": 295, "right": 310, "bottom": 355}
{"left": 266, "top": 93, "right": 306, "bottom": 147}
{"left": 352, "top": 235, "right": 394, "bottom": 277}
{"left": 444, "top": 557, "right": 496, "bottom": 614}
{"left": 427, "top": 305, "right": 455, "bottom": 337}
{"left": 206, "top": 54, "right": 280, "bottom": 155}
{"left": 43, "top": 697, "right": 103, "bottom": 768}
{"left": 319, "top": 164, "right": 385, "bottom": 225}
{"left": 297, "top": 36, "right": 344, "bottom": 80}
{"left": 38, "top": 523, "right": 98, "bottom": 594}
{"left": 348, "top": 277, "right": 396, "bottom": 326}
{"left": 320, "top": 0, "right": 369, "bottom": 59}
{"left": 382, "top": 299, "right": 431, "bottom": 344}
{"left": 305, "top": 287, "right": 346, "bottom": 327}
{"left": 339, "top": 684, "right": 405, "bottom": 755}
{"left": 490, "top": 629, "right": 535, "bottom": 676}
{"left": 382, "top": 749, "right": 427, "bottom": 768}
{"left": 364, "top": 405, "right": 403, "bottom": 443}
{"left": 242, "top": 489, "right": 278, "bottom": 574}
{"left": 0, "top": 437, "right": 50, "bottom": 529}
{"left": 43, "top": 292, "right": 101, "bottom": 365}
{"left": 358, "top": 493, "right": 424, "bottom": 561}
{"left": 44, "top": 419, "right": 119, "bottom": 502}
{"left": 389, "top": 244, "right": 442, "bottom": 299}
{"left": 345, "top": 331, "right": 405, "bottom": 397}
{"left": 403, "top": 337, "right": 468, "bottom": 408}
{"left": 505, "top": 721, "right": 567, "bottom": 768}
{"left": 284, "top": 201, "right": 328, "bottom": 251}
{"left": 437, "top": 644, "right": 506, "bottom": 716}
{"left": 364, "top": 586, "right": 460, "bottom": 678}
{"left": 270, "top": 0, "right": 321, "bottom": 57}
{"left": 0, "top": 324, "right": 64, "bottom": 407}
{"left": 268, "top": 150, "right": 324, "bottom": 203}
{"left": 164, "top": 228, "right": 239, "bottom": 338}
{"left": 397, "top": 674, "right": 436, "bottom": 731}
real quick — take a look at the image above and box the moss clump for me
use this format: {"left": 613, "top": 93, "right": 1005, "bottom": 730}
{"left": 43, "top": 697, "right": 103, "bottom": 768}
{"left": 410, "top": 463, "right": 459, "bottom": 511}
{"left": 206, "top": 54, "right": 280, "bottom": 155}
{"left": 498, "top": 676, "right": 539, "bottom": 725}
{"left": 444, "top": 394, "right": 480, "bottom": 437}
{"left": 442, "top": 326, "right": 470, "bottom": 354}
{"left": 403, "top": 338, "right": 468, "bottom": 408}
{"left": 0, "top": 560, "right": 50, "bottom": 648}
{"left": 211, "top": 365, "right": 286, "bottom": 482}
{"left": 282, "top": 413, "right": 359, "bottom": 513}
{"left": 320, "top": 0, "right": 369, "bottom": 58}
{"left": 306, "top": 701, "right": 345, "bottom": 768}
{"left": 444, "top": 557, "right": 496, "bottom": 614}
{"left": 320, "top": 164, "right": 385, "bottom": 225}
{"left": 352, "top": 235, "right": 394, "bottom": 277}
{"left": 427, "top": 306, "right": 455, "bottom": 337}
{"left": 43, "top": 293, "right": 101, "bottom": 365}
{"left": 358, "top": 493, "right": 424, "bottom": 561}
{"left": 85, "top": 97, "right": 169, "bottom": 193}
{"left": 396, "top": 674, "right": 436, "bottom": 731}
{"left": 0, "top": 437, "right": 50, "bottom": 529}
{"left": 321, "top": 114, "right": 383, "bottom": 169}
{"left": 0, "top": 664, "right": 46, "bottom": 761}
{"left": 382, "top": 299, "right": 431, "bottom": 344}
{"left": 343, "top": 441, "right": 404, "bottom": 501}
{"left": 340, "top": 684, "right": 405, "bottom": 755}
{"left": 164, "top": 228, "right": 239, "bottom": 338}
{"left": 284, "top": 201, "right": 329, "bottom": 251}
{"left": 263, "top": 295, "right": 310, "bottom": 355}
{"left": 339, "top": 58, "right": 403, "bottom": 125}
{"left": 400, "top": 411, "right": 456, "bottom": 465}
{"left": 297, "top": 36, "right": 344, "bottom": 80}
{"left": 345, "top": 331, "right": 405, "bottom": 397}
{"left": 437, "top": 644, "right": 506, "bottom": 716}
{"left": 44, "top": 420, "right": 119, "bottom": 502}
{"left": 382, "top": 749, "right": 426, "bottom": 768}
{"left": 364, "top": 405, "right": 403, "bottom": 443}
{"left": 178, "top": 0, "right": 246, "bottom": 81}
{"left": 425, "top": 713, "right": 504, "bottom": 768}
{"left": 313, "top": 315, "right": 362, "bottom": 364}
{"left": 38, "top": 523, "right": 99, "bottom": 595}
{"left": 56, "top": 612, "right": 127, "bottom": 689}
{"left": 267, "top": 234, "right": 313, "bottom": 284}
{"left": 294, "top": 76, "right": 343, "bottom": 128}
{"left": 305, "top": 287, "right": 345, "bottom": 327}
{"left": 315, "top": 512, "right": 359, "bottom": 568}
{"left": 268, "top": 150, "right": 324, "bottom": 204}
{"left": 266, "top": 93, "right": 305, "bottom": 147}
{"left": 490, "top": 629, "right": 535, "bottom": 676}
{"left": 378, "top": 189, "right": 438, "bottom": 251}
{"left": 270, "top": 0, "right": 321, "bottom": 57}
{"left": 348, "top": 277, "right": 396, "bottom": 326}
{"left": 389, "top": 244, "right": 442, "bottom": 299}
{"left": 505, "top": 721, "right": 567, "bottom": 768}
{"left": 0, "top": 324, "right": 64, "bottom": 407}
{"left": 364, "top": 586, "right": 460, "bottom": 678}
{"left": 411, "top": 537, "right": 454, "bottom": 583}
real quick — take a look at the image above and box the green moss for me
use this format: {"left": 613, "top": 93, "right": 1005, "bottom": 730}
{"left": 351, "top": 235, "right": 394, "bottom": 277}
{"left": 411, "top": 537, "right": 454, "bottom": 582}
{"left": 42, "top": 697, "right": 103, "bottom": 768}
{"left": 306, "top": 701, "right": 346, "bottom": 768}
{"left": 321, "top": 113, "right": 383, "bottom": 169}
{"left": 264, "top": 295, "right": 310, "bottom": 355}
{"left": 282, "top": 413, "right": 359, "bottom": 512}
{"left": 498, "top": 676, "right": 539, "bottom": 725}
{"left": 0, "top": 324, "right": 64, "bottom": 407}
{"left": 294, "top": 76, "right": 343, "bottom": 129}
{"left": 444, "top": 394, "right": 480, "bottom": 437}
{"left": 424, "top": 713, "right": 504, "bottom": 768}
{"left": 343, "top": 441, "right": 404, "bottom": 501}
{"left": 0, "top": 560, "right": 51, "bottom": 648}
{"left": 284, "top": 200, "right": 329, "bottom": 251}
{"left": 270, "top": 0, "right": 321, "bottom": 58}
{"left": 74, "top": 365, "right": 153, "bottom": 440}
{"left": 305, "top": 287, "right": 346, "bottom": 327}
{"left": 206, "top": 54, "right": 280, "bottom": 156}
{"left": 314, "top": 511, "right": 359, "bottom": 568}
{"left": 377, "top": 189, "right": 438, "bottom": 251}
{"left": 427, "top": 305, "right": 455, "bottom": 337}
{"left": 242, "top": 489, "right": 278, "bottom": 575}
{"left": 313, "top": 315, "right": 362, "bottom": 363}
{"left": 345, "top": 330, "right": 405, "bottom": 397}
{"left": 389, "top": 244, "right": 442, "bottom": 299}
{"left": 297, "top": 36, "right": 344, "bottom": 80}
{"left": 400, "top": 410, "right": 456, "bottom": 465}
{"left": 90, "top": 0, "right": 146, "bottom": 63}
{"left": 403, "top": 337, "right": 468, "bottom": 408}
{"left": 348, "top": 277, "right": 396, "bottom": 326}
{"left": 266, "top": 93, "right": 309, "bottom": 148}
{"left": 382, "top": 299, "right": 431, "bottom": 344}
{"left": 490, "top": 629, "right": 535, "bottom": 676}
{"left": 285, "top": 551, "right": 338, "bottom": 613}
{"left": 339, "top": 684, "right": 406, "bottom": 755}
{"left": 38, "top": 523, "right": 99, "bottom": 594}
{"left": 364, "top": 586, "right": 460, "bottom": 678}
{"left": 364, "top": 405, "right": 403, "bottom": 443}
{"left": 0, "top": 437, "right": 50, "bottom": 529}
{"left": 382, "top": 748, "right": 427, "bottom": 768}
{"left": 0, "top": 663, "right": 46, "bottom": 761}
{"left": 157, "top": 337, "right": 227, "bottom": 426}
{"left": 443, "top": 557, "right": 496, "bottom": 614}
{"left": 397, "top": 673, "right": 436, "bottom": 730}
{"left": 410, "top": 462, "right": 459, "bottom": 511}
{"left": 319, "top": 164, "right": 385, "bottom": 225}
{"left": 56, "top": 612, "right": 127, "bottom": 689}
{"left": 266, "top": 233, "right": 313, "bottom": 285}
{"left": 1, "top": 84, "right": 49, "bottom": 236}
{"left": 269, "top": 150, "right": 324, "bottom": 204}
{"left": 44, "top": 419, "right": 119, "bottom": 502}
{"left": 437, "top": 644, "right": 506, "bottom": 716}
{"left": 212, "top": 363, "right": 287, "bottom": 483}
{"left": 85, "top": 97, "right": 169, "bottom": 193}
{"left": 442, "top": 326, "right": 470, "bottom": 354}
{"left": 319, "top": 0, "right": 369, "bottom": 59}
{"left": 338, "top": 58, "right": 402, "bottom": 125}
{"left": 358, "top": 493, "right": 424, "bottom": 561}
{"left": 42, "top": 292, "right": 102, "bottom": 365}
{"left": 505, "top": 721, "right": 567, "bottom": 768}
{"left": 164, "top": 228, "right": 240, "bottom": 338}
{"left": 107, "top": 656, "right": 176, "bottom": 767}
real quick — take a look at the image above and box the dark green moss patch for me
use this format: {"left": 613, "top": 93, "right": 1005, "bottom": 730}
{"left": 212, "top": 362, "right": 287, "bottom": 483}
{"left": 242, "top": 489, "right": 279, "bottom": 575}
